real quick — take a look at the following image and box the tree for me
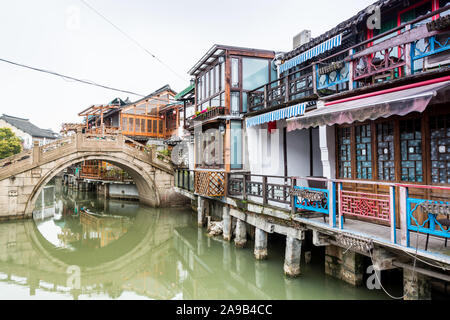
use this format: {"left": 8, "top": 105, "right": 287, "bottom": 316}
{"left": 0, "top": 128, "right": 22, "bottom": 159}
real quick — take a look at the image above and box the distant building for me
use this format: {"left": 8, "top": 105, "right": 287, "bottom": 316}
{"left": 0, "top": 114, "right": 59, "bottom": 149}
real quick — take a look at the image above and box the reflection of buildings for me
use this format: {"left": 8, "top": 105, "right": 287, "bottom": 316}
{"left": 79, "top": 211, "right": 131, "bottom": 248}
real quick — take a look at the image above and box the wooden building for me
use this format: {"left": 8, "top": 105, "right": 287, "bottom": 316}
{"left": 235, "top": 0, "right": 450, "bottom": 249}
{"left": 187, "top": 45, "right": 276, "bottom": 196}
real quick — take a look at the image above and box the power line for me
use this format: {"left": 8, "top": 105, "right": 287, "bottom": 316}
{"left": 79, "top": 0, "right": 188, "bottom": 82}
{"left": 0, "top": 57, "right": 145, "bottom": 97}
{"left": 0, "top": 57, "right": 179, "bottom": 104}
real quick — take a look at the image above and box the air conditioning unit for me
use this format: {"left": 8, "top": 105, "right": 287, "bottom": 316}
{"left": 423, "top": 33, "right": 450, "bottom": 69}
{"left": 424, "top": 50, "right": 450, "bottom": 69}
{"left": 293, "top": 30, "right": 311, "bottom": 49}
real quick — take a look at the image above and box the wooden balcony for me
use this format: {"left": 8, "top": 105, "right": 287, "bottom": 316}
{"left": 187, "top": 107, "right": 226, "bottom": 127}
{"left": 247, "top": 6, "right": 450, "bottom": 110}
{"left": 248, "top": 72, "right": 313, "bottom": 113}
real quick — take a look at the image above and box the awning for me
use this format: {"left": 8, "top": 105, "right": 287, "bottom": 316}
{"left": 246, "top": 103, "right": 307, "bottom": 128}
{"left": 279, "top": 33, "right": 342, "bottom": 73}
{"left": 287, "top": 80, "right": 450, "bottom": 132}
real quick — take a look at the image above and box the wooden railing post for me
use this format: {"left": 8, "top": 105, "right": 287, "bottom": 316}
{"left": 242, "top": 174, "right": 247, "bottom": 200}
{"left": 328, "top": 180, "right": 336, "bottom": 228}
{"left": 262, "top": 176, "right": 268, "bottom": 205}
{"left": 389, "top": 185, "right": 397, "bottom": 244}
{"left": 399, "top": 186, "right": 409, "bottom": 247}
{"left": 290, "top": 177, "right": 297, "bottom": 215}
{"left": 338, "top": 182, "right": 344, "bottom": 229}
{"left": 263, "top": 85, "right": 268, "bottom": 110}
{"left": 284, "top": 76, "right": 289, "bottom": 103}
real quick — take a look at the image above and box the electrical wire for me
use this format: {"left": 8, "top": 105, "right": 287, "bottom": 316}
{"left": 0, "top": 57, "right": 145, "bottom": 97}
{"left": 0, "top": 57, "right": 180, "bottom": 104}
{"left": 79, "top": 0, "right": 188, "bottom": 82}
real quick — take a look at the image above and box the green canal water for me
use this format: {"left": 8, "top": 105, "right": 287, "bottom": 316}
{"left": 0, "top": 183, "right": 399, "bottom": 300}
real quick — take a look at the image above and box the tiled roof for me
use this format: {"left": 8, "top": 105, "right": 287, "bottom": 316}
{"left": 282, "top": 0, "right": 402, "bottom": 61}
{"left": 0, "top": 114, "right": 58, "bottom": 139}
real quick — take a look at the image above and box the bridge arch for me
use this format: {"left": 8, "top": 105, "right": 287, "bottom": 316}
{"left": 25, "top": 152, "right": 161, "bottom": 216}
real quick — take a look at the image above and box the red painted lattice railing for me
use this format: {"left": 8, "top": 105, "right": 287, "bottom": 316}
{"left": 339, "top": 190, "right": 391, "bottom": 223}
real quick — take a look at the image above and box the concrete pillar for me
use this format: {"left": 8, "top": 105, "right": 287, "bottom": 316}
{"left": 403, "top": 268, "right": 431, "bottom": 300}
{"left": 234, "top": 219, "right": 247, "bottom": 248}
{"left": 284, "top": 236, "right": 302, "bottom": 277}
{"left": 254, "top": 228, "right": 268, "bottom": 260}
{"left": 222, "top": 206, "right": 232, "bottom": 241}
{"left": 325, "top": 245, "right": 364, "bottom": 286}
{"left": 197, "top": 197, "right": 205, "bottom": 227}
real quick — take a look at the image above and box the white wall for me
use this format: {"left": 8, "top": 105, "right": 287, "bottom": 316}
{"left": 247, "top": 120, "right": 323, "bottom": 182}
{"left": 109, "top": 183, "right": 139, "bottom": 198}
{"left": 0, "top": 119, "right": 32, "bottom": 149}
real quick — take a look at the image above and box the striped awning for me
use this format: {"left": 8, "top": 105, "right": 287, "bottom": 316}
{"left": 279, "top": 33, "right": 343, "bottom": 74}
{"left": 246, "top": 103, "right": 306, "bottom": 128}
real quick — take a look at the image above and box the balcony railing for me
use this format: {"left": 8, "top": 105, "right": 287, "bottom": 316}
{"left": 175, "top": 168, "right": 195, "bottom": 192}
{"left": 180, "top": 172, "right": 450, "bottom": 252}
{"left": 188, "top": 106, "right": 226, "bottom": 126}
{"left": 246, "top": 6, "right": 450, "bottom": 110}
{"left": 247, "top": 71, "right": 313, "bottom": 113}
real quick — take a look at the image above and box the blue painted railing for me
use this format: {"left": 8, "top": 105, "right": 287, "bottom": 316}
{"left": 316, "top": 63, "right": 350, "bottom": 91}
{"left": 406, "top": 195, "right": 450, "bottom": 247}
{"left": 293, "top": 185, "right": 329, "bottom": 214}
{"left": 411, "top": 35, "right": 450, "bottom": 60}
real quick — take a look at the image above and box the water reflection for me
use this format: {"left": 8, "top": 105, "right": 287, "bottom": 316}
{"left": 0, "top": 179, "right": 390, "bottom": 300}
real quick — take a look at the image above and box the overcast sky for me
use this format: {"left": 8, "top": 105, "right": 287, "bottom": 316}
{"left": 0, "top": 0, "right": 376, "bottom": 132}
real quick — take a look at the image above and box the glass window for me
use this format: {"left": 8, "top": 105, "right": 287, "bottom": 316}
{"left": 231, "top": 58, "right": 239, "bottom": 87}
{"left": 135, "top": 118, "right": 141, "bottom": 132}
{"left": 147, "top": 119, "right": 152, "bottom": 133}
{"left": 377, "top": 122, "right": 395, "bottom": 181}
{"left": 211, "top": 95, "right": 220, "bottom": 107}
{"left": 197, "top": 78, "right": 202, "bottom": 102}
{"left": 220, "top": 92, "right": 225, "bottom": 106}
{"left": 231, "top": 92, "right": 240, "bottom": 115}
{"left": 159, "top": 120, "right": 163, "bottom": 134}
{"left": 221, "top": 61, "right": 225, "bottom": 90}
{"left": 141, "top": 119, "right": 145, "bottom": 133}
{"left": 242, "top": 92, "right": 248, "bottom": 113}
{"left": 153, "top": 120, "right": 157, "bottom": 133}
{"left": 242, "top": 58, "right": 269, "bottom": 90}
{"left": 338, "top": 127, "right": 352, "bottom": 178}
{"left": 215, "top": 65, "right": 220, "bottom": 93}
{"left": 400, "top": 119, "right": 423, "bottom": 182}
{"left": 355, "top": 124, "right": 372, "bottom": 179}
{"left": 122, "top": 117, "right": 127, "bottom": 132}
{"left": 128, "top": 118, "right": 134, "bottom": 132}
{"left": 430, "top": 114, "right": 450, "bottom": 184}
{"left": 231, "top": 121, "right": 242, "bottom": 169}
{"left": 205, "top": 72, "right": 210, "bottom": 99}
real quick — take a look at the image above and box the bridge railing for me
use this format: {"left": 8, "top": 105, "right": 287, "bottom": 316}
{"left": 0, "top": 133, "right": 174, "bottom": 179}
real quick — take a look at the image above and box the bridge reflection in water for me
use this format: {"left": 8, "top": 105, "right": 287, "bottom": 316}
{"left": 0, "top": 182, "right": 391, "bottom": 300}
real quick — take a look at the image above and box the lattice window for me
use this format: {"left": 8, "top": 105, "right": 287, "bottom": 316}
{"left": 338, "top": 127, "right": 352, "bottom": 178}
{"left": 355, "top": 124, "right": 372, "bottom": 179}
{"left": 430, "top": 114, "right": 450, "bottom": 184}
{"left": 128, "top": 118, "right": 134, "bottom": 132}
{"left": 377, "top": 122, "right": 395, "bottom": 181}
{"left": 400, "top": 119, "right": 423, "bottom": 182}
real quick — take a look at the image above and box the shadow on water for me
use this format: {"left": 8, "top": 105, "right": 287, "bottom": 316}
{"left": 0, "top": 178, "right": 399, "bottom": 300}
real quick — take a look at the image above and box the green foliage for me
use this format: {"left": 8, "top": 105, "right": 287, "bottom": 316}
{"left": 0, "top": 128, "right": 22, "bottom": 159}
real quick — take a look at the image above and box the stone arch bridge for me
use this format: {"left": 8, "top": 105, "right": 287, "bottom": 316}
{"left": 0, "top": 133, "right": 184, "bottom": 219}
